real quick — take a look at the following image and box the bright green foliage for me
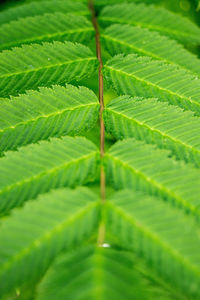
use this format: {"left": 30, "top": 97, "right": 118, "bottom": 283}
{"left": 102, "top": 24, "right": 200, "bottom": 76}
{"left": 0, "top": 187, "right": 100, "bottom": 299}
{"left": 36, "top": 246, "right": 150, "bottom": 300}
{"left": 97, "top": 0, "right": 159, "bottom": 3}
{"left": 0, "top": 136, "right": 99, "bottom": 215}
{"left": 1, "top": 0, "right": 200, "bottom": 299}
{"left": 99, "top": 3, "right": 200, "bottom": 44}
{"left": 104, "top": 96, "right": 200, "bottom": 167}
{"left": 105, "top": 138, "right": 200, "bottom": 218}
{"left": 0, "top": 84, "right": 99, "bottom": 153}
{"left": 106, "top": 189, "right": 200, "bottom": 299}
{"left": 94, "top": 0, "right": 160, "bottom": 10}
{"left": 0, "top": 14, "right": 94, "bottom": 50}
{"left": 104, "top": 54, "right": 200, "bottom": 115}
{"left": 0, "top": 0, "right": 89, "bottom": 25}
{"left": 0, "top": 41, "right": 97, "bottom": 98}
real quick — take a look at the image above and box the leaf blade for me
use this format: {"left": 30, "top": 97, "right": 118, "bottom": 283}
{"left": 104, "top": 54, "right": 200, "bottom": 116}
{"left": 0, "top": 41, "right": 98, "bottom": 98}
{"left": 0, "top": 187, "right": 100, "bottom": 299}
{"left": 102, "top": 24, "right": 200, "bottom": 77}
{"left": 0, "top": 0, "right": 89, "bottom": 25}
{"left": 105, "top": 138, "right": 200, "bottom": 219}
{"left": 104, "top": 96, "right": 200, "bottom": 167}
{"left": 0, "top": 13, "right": 94, "bottom": 51}
{"left": 0, "top": 136, "right": 99, "bottom": 215}
{"left": 0, "top": 84, "right": 99, "bottom": 153}
{"left": 36, "top": 246, "right": 149, "bottom": 300}
{"left": 106, "top": 189, "right": 200, "bottom": 299}
{"left": 99, "top": 3, "right": 200, "bottom": 44}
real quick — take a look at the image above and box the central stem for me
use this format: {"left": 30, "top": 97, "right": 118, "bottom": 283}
{"left": 89, "top": 0, "right": 106, "bottom": 245}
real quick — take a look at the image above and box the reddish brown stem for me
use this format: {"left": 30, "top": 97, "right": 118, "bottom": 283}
{"left": 89, "top": 0, "right": 105, "bottom": 203}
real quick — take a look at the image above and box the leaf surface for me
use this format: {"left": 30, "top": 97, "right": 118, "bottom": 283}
{"left": 106, "top": 189, "right": 200, "bottom": 299}
{"left": 102, "top": 24, "right": 200, "bottom": 77}
{"left": 0, "top": 84, "right": 99, "bottom": 153}
{"left": 0, "top": 136, "right": 99, "bottom": 215}
{"left": 99, "top": 3, "right": 200, "bottom": 44}
{"left": 105, "top": 138, "right": 200, "bottom": 219}
{"left": 36, "top": 246, "right": 149, "bottom": 300}
{"left": 104, "top": 54, "right": 200, "bottom": 115}
{"left": 0, "top": 0, "right": 89, "bottom": 25}
{"left": 0, "top": 187, "right": 100, "bottom": 299}
{"left": 104, "top": 96, "right": 200, "bottom": 167}
{"left": 0, "top": 14, "right": 94, "bottom": 51}
{"left": 0, "top": 41, "right": 97, "bottom": 98}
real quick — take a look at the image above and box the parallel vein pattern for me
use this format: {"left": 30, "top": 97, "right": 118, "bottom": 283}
{"left": 0, "top": 0, "right": 90, "bottom": 25}
{"left": 104, "top": 96, "right": 200, "bottom": 167}
{"left": 0, "top": 84, "right": 99, "bottom": 153}
{"left": 94, "top": 0, "right": 160, "bottom": 6}
{"left": 106, "top": 190, "right": 200, "bottom": 299}
{"left": 0, "top": 13, "right": 94, "bottom": 51}
{"left": 102, "top": 24, "right": 200, "bottom": 77}
{"left": 0, "top": 41, "right": 98, "bottom": 98}
{"left": 104, "top": 54, "right": 200, "bottom": 116}
{"left": 0, "top": 136, "right": 99, "bottom": 215}
{"left": 36, "top": 246, "right": 149, "bottom": 300}
{"left": 105, "top": 138, "right": 200, "bottom": 219}
{"left": 99, "top": 3, "right": 200, "bottom": 44}
{"left": 0, "top": 187, "right": 100, "bottom": 299}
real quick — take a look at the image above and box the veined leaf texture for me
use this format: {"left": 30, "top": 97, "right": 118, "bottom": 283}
{"left": 0, "top": 14, "right": 95, "bottom": 50}
{"left": 0, "top": 41, "right": 98, "bottom": 97}
{"left": 0, "top": 84, "right": 99, "bottom": 153}
{"left": 106, "top": 190, "right": 200, "bottom": 298}
{"left": 104, "top": 54, "right": 200, "bottom": 115}
{"left": 103, "top": 96, "right": 200, "bottom": 167}
{"left": 102, "top": 24, "right": 200, "bottom": 76}
{"left": 0, "top": 0, "right": 90, "bottom": 25}
{"left": 105, "top": 138, "right": 200, "bottom": 218}
{"left": 1, "top": 0, "right": 200, "bottom": 299}
{"left": 0, "top": 136, "right": 99, "bottom": 215}
{"left": 36, "top": 246, "right": 151, "bottom": 300}
{"left": 0, "top": 187, "right": 100, "bottom": 297}
{"left": 99, "top": 3, "right": 200, "bottom": 44}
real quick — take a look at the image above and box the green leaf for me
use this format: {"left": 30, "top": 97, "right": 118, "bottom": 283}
{"left": 0, "top": 0, "right": 89, "bottom": 26}
{"left": 97, "top": 0, "right": 159, "bottom": 4}
{"left": 0, "top": 41, "right": 98, "bottom": 98}
{"left": 99, "top": 3, "right": 200, "bottom": 44}
{"left": 106, "top": 189, "right": 200, "bottom": 299}
{"left": 104, "top": 54, "right": 200, "bottom": 116}
{"left": 0, "top": 187, "right": 100, "bottom": 299}
{"left": 105, "top": 138, "right": 200, "bottom": 219}
{"left": 0, "top": 84, "right": 99, "bottom": 153}
{"left": 0, "top": 13, "right": 94, "bottom": 51}
{"left": 36, "top": 246, "right": 149, "bottom": 300}
{"left": 93, "top": 0, "right": 161, "bottom": 10}
{"left": 0, "top": 136, "right": 99, "bottom": 215}
{"left": 102, "top": 24, "right": 200, "bottom": 77}
{"left": 103, "top": 96, "right": 200, "bottom": 168}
